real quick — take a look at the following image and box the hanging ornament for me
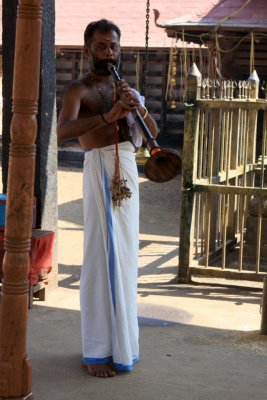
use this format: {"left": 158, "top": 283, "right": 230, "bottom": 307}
{"left": 110, "top": 177, "right": 132, "bottom": 207}
{"left": 170, "top": 44, "right": 178, "bottom": 109}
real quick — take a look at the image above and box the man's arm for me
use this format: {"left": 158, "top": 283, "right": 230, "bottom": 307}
{"left": 57, "top": 82, "right": 107, "bottom": 141}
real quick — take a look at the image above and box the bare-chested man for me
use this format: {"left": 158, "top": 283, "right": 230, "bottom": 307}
{"left": 57, "top": 19, "right": 158, "bottom": 378}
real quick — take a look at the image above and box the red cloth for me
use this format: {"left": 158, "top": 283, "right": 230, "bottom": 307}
{"left": 0, "top": 230, "right": 54, "bottom": 286}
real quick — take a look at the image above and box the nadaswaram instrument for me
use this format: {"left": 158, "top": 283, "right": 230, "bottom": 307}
{"left": 108, "top": 64, "right": 182, "bottom": 183}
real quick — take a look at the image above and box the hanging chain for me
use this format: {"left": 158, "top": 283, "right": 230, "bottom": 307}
{"left": 142, "top": 0, "right": 150, "bottom": 99}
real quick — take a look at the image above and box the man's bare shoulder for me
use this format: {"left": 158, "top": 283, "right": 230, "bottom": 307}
{"left": 63, "top": 78, "right": 90, "bottom": 97}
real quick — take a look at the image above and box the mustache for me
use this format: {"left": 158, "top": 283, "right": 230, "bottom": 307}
{"left": 93, "top": 59, "right": 118, "bottom": 73}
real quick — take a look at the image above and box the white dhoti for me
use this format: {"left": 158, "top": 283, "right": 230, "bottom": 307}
{"left": 80, "top": 141, "right": 139, "bottom": 371}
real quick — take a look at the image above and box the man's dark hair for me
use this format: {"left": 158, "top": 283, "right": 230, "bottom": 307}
{"left": 84, "top": 19, "right": 121, "bottom": 44}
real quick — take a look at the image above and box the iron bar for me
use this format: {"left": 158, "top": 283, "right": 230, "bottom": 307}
{"left": 217, "top": 194, "right": 222, "bottom": 245}
{"left": 242, "top": 110, "right": 249, "bottom": 187}
{"left": 222, "top": 194, "right": 229, "bottom": 270}
{"left": 195, "top": 193, "right": 200, "bottom": 257}
{"left": 225, "top": 108, "right": 231, "bottom": 183}
{"left": 238, "top": 195, "right": 246, "bottom": 271}
{"left": 204, "top": 193, "right": 211, "bottom": 268}
{"left": 201, "top": 194, "right": 206, "bottom": 256}
{"left": 207, "top": 109, "right": 214, "bottom": 183}
{"left": 203, "top": 109, "right": 209, "bottom": 177}
{"left": 261, "top": 110, "right": 267, "bottom": 189}
{"left": 198, "top": 110, "right": 205, "bottom": 179}
{"left": 255, "top": 199, "right": 263, "bottom": 274}
{"left": 220, "top": 109, "right": 226, "bottom": 173}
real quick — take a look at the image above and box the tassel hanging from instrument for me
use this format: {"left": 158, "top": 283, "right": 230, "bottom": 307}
{"left": 110, "top": 121, "right": 132, "bottom": 207}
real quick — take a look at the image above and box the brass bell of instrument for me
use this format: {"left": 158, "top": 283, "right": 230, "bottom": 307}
{"left": 144, "top": 147, "right": 182, "bottom": 183}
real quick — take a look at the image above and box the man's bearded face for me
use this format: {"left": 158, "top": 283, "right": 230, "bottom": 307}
{"left": 87, "top": 30, "right": 121, "bottom": 75}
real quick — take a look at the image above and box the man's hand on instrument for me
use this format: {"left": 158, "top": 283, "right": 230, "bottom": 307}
{"left": 103, "top": 99, "right": 134, "bottom": 123}
{"left": 116, "top": 79, "right": 147, "bottom": 117}
{"left": 103, "top": 79, "right": 148, "bottom": 123}
{"left": 116, "top": 80, "right": 141, "bottom": 108}
{"left": 102, "top": 80, "right": 137, "bottom": 123}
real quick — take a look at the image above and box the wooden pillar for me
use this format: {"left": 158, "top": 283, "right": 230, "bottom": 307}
{"left": 2, "top": 0, "right": 17, "bottom": 192}
{"left": 0, "top": 1, "right": 42, "bottom": 398}
{"left": 178, "top": 63, "right": 201, "bottom": 283}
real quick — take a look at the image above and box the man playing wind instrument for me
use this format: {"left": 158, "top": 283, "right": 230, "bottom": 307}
{"left": 57, "top": 19, "right": 158, "bottom": 378}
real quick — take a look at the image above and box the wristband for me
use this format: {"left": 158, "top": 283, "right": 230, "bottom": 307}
{"left": 142, "top": 107, "right": 149, "bottom": 120}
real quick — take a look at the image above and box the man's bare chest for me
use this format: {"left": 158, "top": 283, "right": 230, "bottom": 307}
{"left": 81, "top": 80, "right": 116, "bottom": 114}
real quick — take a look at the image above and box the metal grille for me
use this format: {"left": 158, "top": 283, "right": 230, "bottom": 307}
{"left": 178, "top": 64, "right": 267, "bottom": 283}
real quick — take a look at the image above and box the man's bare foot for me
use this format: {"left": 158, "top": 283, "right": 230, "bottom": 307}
{"left": 83, "top": 362, "right": 116, "bottom": 378}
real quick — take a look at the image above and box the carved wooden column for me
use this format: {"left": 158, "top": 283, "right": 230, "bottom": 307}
{"left": 0, "top": 1, "right": 42, "bottom": 398}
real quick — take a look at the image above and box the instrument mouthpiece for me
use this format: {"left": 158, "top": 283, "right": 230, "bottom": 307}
{"left": 107, "top": 64, "right": 121, "bottom": 82}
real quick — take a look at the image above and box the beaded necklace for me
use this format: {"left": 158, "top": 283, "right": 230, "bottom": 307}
{"left": 90, "top": 77, "right": 132, "bottom": 207}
